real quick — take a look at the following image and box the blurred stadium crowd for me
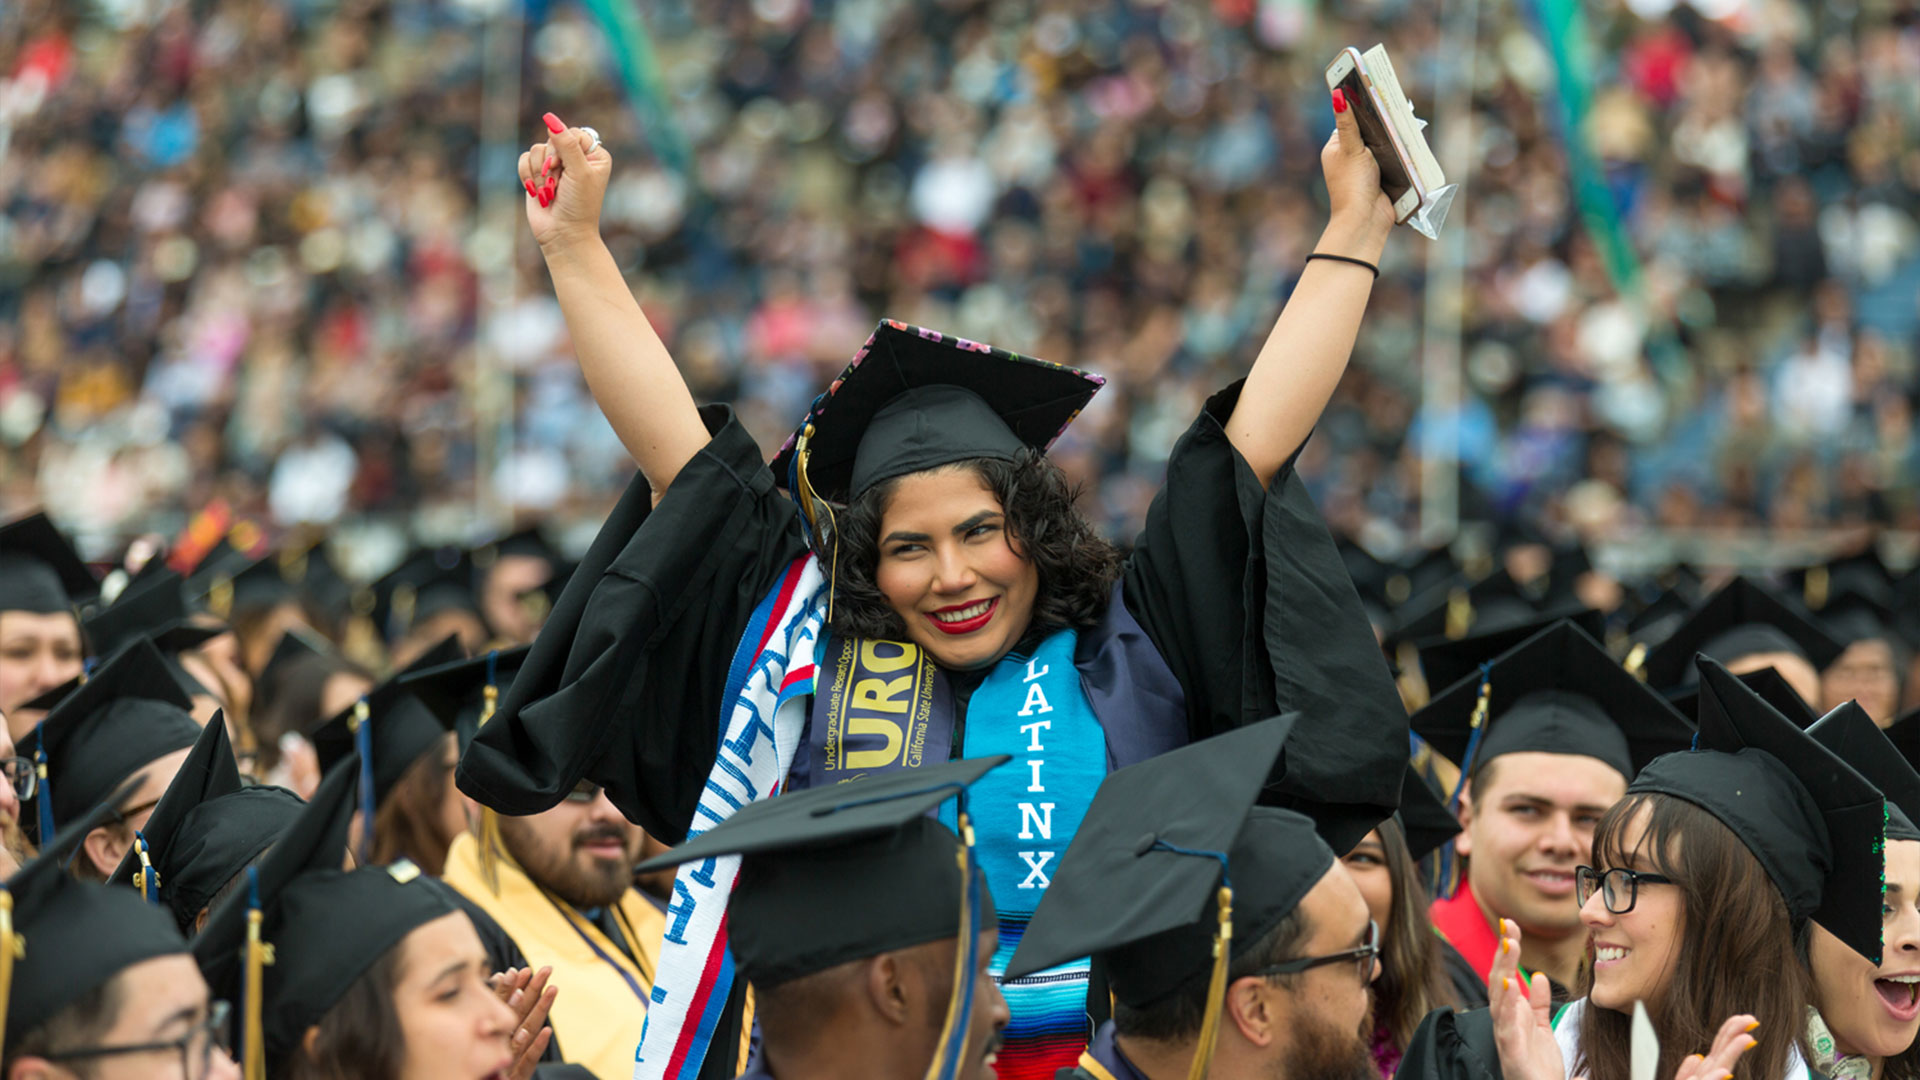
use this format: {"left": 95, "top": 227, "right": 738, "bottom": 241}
{"left": 3, "top": 0, "right": 1920, "bottom": 571}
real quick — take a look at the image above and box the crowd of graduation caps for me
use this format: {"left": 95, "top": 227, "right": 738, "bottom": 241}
{"left": 5, "top": 500, "right": 1920, "bottom": 1080}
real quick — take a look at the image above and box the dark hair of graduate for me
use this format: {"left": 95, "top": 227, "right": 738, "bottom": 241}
{"left": 1369, "top": 818, "right": 1461, "bottom": 1054}
{"left": 1111, "top": 904, "right": 1311, "bottom": 1043}
{"left": 6, "top": 980, "right": 121, "bottom": 1072}
{"left": 282, "top": 944, "right": 407, "bottom": 1080}
{"left": 1574, "top": 792, "right": 1813, "bottom": 1080}
{"left": 370, "top": 731, "right": 461, "bottom": 878}
{"left": 826, "top": 449, "right": 1122, "bottom": 643}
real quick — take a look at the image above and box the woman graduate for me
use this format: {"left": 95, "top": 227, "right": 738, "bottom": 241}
{"left": 460, "top": 95, "right": 1408, "bottom": 1080}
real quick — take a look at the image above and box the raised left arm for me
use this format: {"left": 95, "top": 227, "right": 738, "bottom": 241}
{"left": 1227, "top": 89, "right": 1397, "bottom": 487}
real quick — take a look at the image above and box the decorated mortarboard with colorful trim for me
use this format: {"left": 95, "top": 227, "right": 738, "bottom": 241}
{"left": 1, "top": 776, "right": 187, "bottom": 1060}
{"left": 19, "top": 639, "right": 200, "bottom": 843}
{"left": 0, "top": 511, "right": 98, "bottom": 615}
{"left": 768, "top": 321, "right": 1105, "bottom": 511}
{"left": 1807, "top": 701, "right": 1920, "bottom": 842}
{"left": 635, "top": 755, "right": 1006, "bottom": 1080}
{"left": 1641, "top": 577, "right": 1846, "bottom": 691}
{"left": 194, "top": 757, "right": 453, "bottom": 1079}
{"left": 1004, "top": 717, "right": 1361, "bottom": 1080}
{"left": 1629, "top": 657, "right": 1886, "bottom": 962}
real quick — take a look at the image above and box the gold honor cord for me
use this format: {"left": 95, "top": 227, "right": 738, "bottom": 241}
{"left": 1184, "top": 885, "right": 1235, "bottom": 1080}
{"left": 923, "top": 812, "right": 978, "bottom": 1080}
{"left": 0, "top": 889, "right": 16, "bottom": 1063}
{"left": 1804, "top": 565, "right": 1829, "bottom": 611}
{"left": 791, "top": 422, "right": 839, "bottom": 623}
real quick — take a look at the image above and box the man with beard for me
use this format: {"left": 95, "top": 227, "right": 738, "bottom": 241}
{"left": 1007, "top": 718, "right": 1386, "bottom": 1080}
{"left": 631, "top": 757, "right": 1010, "bottom": 1080}
{"left": 443, "top": 775, "right": 666, "bottom": 1080}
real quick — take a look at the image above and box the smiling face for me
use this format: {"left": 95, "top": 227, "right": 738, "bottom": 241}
{"left": 873, "top": 467, "right": 1039, "bottom": 671}
{"left": 1458, "top": 753, "right": 1627, "bottom": 939}
{"left": 1581, "top": 804, "right": 1685, "bottom": 1012}
{"left": 1811, "top": 838, "right": 1920, "bottom": 1060}
{"left": 0, "top": 610, "right": 83, "bottom": 728}
{"left": 390, "top": 912, "right": 516, "bottom": 1080}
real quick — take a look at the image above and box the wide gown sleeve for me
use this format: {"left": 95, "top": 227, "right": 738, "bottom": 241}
{"left": 457, "top": 405, "right": 809, "bottom": 844}
{"left": 1121, "top": 380, "right": 1406, "bottom": 833}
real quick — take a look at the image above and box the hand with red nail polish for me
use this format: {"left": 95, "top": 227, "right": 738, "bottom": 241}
{"left": 1321, "top": 78, "right": 1394, "bottom": 246}
{"left": 520, "top": 110, "right": 612, "bottom": 250}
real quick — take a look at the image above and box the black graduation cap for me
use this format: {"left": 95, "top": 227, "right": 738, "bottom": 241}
{"left": 1004, "top": 716, "right": 1349, "bottom": 1032}
{"left": 1415, "top": 606, "right": 1604, "bottom": 695}
{"left": 16, "top": 673, "right": 80, "bottom": 715}
{"left": 20, "top": 639, "right": 201, "bottom": 838}
{"left": 1628, "top": 657, "right": 1885, "bottom": 961}
{"left": 192, "top": 552, "right": 302, "bottom": 623}
{"left": 1399, "top": 765, "right": 1461, "bottom": 862}
{"left": 1887, "top": 707, "right": 1920, "bottom": 776}
{"left": 397, "top": 646, "right": 530, "bottom": 748}
{"left": 1808, "top": 701, "right": 1920, "bottom": 842}
{"left": 1541, "top": 541, "right": 1598, "bottom": 609}
{"left": 106, "top": 715, "right": 304, "bottom": 934}
{"left": 1410, "top": 621, "right": 1692, "bottom": 783}
{"left": 1623, "top": 587, "right": 1696, "bottom": 653}
{"left": 1664, "top": 665, "right": 1817, "bottom": 728}
{"left": 193, "top": 755, "right": 456, "bottom": 1074}
{"left": 473, "top": 526, "right": 560, "bottom": 569}
{"left": 2, "top": 777, "right": 188, "bottom": 1057}
{"left": 634, "top": 756, "right": 1005, "bottom": 987}
{"left": 83, "top": 568, "right": 225, "bottom": 659}
{"left": 1388, "top": 569, "right": 1538, "bottom": 649}
{"left": 309, "top": 635, "right": 465, "bottom": 807}
{"left": 767, "top": 321, "right": 1104, "bottom": 506}
{"left": 1786, "top": 549, "right": 1897, "bottom": 614}
{"left": 1821, "top": 581, "right": 1907, "bottom": 649}
{"left": 371, "top": 547, "right": 480, "bottom": 643}
{"left": 0, "top": 511, "right": 98, "bottom": 614}
{"left": 1641, "top": 576, "right": 1846, "bottom": 690}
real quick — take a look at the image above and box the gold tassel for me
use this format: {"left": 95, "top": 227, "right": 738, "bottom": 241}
{"left": 243, "top": 906, "right": 274, "bottom": 1080}
{"left": 1469, "top": 670, "right": 1492, "bottom": 735}
{"left": 477, "top": 682, "right": 504, "bottom": 894}
{"left": 1184, "top": 885, "right": 1235, "bottom": 1080}
{"left": 1394, "top": 641, "right": 1429, "bottom": 711}
{"left": 1623, "top": 643, "right": 1648, "bottom": 682}
{"left": 1444, "top": 587, "right": 1473, "bottom": 641}
{"left": 210, "top": 575, "right": 234, "bottom": 621}
{"left": 135, "top": 835, "right": 158, "bottom": 902}
{"left": 923, "top": 812, "right": 978, "bottom": 1080}
{"left": 792, "top": 422, "right": 838, "bottom": 623}
{"left": 0, "top": 889, "right": 17, "bottom": 1064}
{"left": 1804, "top": 565, "right": 1829, "bottom": 611}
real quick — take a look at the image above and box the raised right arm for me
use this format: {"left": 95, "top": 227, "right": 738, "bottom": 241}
{"left": 520, "top": 119, "right": 711, "bottom": 494}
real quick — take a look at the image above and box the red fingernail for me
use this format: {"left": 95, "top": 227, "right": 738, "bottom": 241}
{"left": 1332, "top": 89, "right": 1347, "bottom": 114}
{"left": 523, "top": 180, "right": 536, "bottom": 198}
{"left": 544, "top": 177, "right": 557, "bottom": 201}
{"left": 543, "top": 112, "right": 565, "bottom": 134}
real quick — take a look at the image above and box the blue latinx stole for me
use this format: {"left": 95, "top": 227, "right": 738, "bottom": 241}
{"left": 808, "top": 629, "right": 1106, "bottom": 1080}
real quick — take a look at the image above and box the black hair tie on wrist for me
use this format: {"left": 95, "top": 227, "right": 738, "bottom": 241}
{"left": 1304, "top": 252, "right": 1380, "bottom": 279}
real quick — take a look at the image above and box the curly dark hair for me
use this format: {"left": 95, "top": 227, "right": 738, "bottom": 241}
{"left": 823, "top": 449, "right": 1122, "bottom": 646}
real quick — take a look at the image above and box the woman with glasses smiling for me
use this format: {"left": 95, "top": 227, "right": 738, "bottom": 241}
{"left": 1480, "top": 659, "right": 1889, "bottom": 1080}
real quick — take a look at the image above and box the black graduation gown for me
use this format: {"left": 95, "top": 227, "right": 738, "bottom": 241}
{"left": 1400, "top": 1006, "right": 1501, "bottom": 1080}
{"left": 459, "top": 382, "right": 1400, "bottom": 1078}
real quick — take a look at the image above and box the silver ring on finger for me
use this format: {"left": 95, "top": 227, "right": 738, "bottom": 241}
{"left": 580, "top": 126, "right": 601, "bottom": 154}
